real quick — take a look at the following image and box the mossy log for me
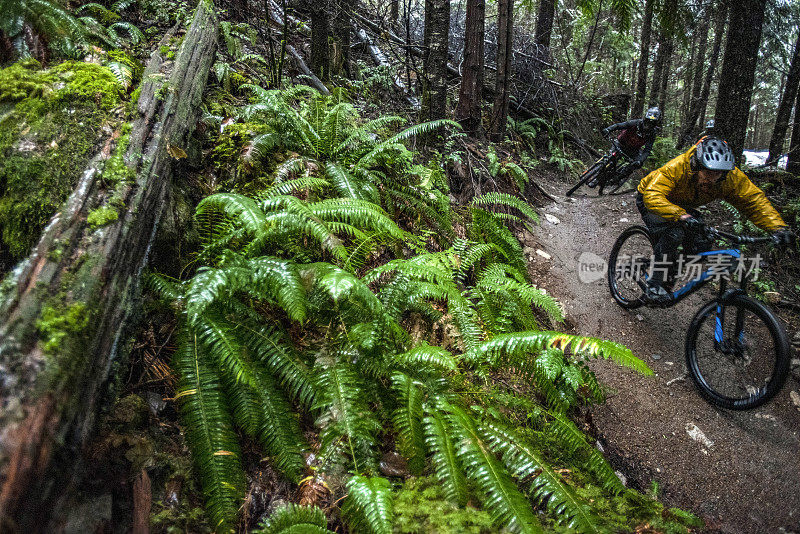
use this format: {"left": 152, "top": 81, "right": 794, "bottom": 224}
{"left": 0, "top": 2, "right": 218, "bottom": 530}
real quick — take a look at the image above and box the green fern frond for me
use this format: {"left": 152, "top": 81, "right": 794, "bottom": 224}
{"left": 391, "top": 373, "right": 426, "bottom": 474}
{"left": 466, "top": 331, "right": 651, "bottom": 375}
{"left": 470, "top": 192, "right": 540, "bottom": 224}
{"left": 482, "top": 418, "right": 609, "bottom": 533}
{"left": 314, "top": 354, "right": 380, "bottom": 472}
{"left": 343, "top": 476, "right": 394, "bottom": 534}
{"left": 423, "top": 406, "right": 469, "bottom": 507}
{"left": 448, "top": 405, "right": 543, "bottom": 533}
{"left": 174, "top": 331, "right": 244, "bottom": 532}
{"left": 255, "top": 504, "right": 333, "bottom": 534}
{"left": 546, "top": 414, "right": 626, "bottom": 494}
{"left": 394, "top": 344, "right": 458, "bottom": 374}
{"left": 105, "top": 61, "right": 133, "bottom": 89}
{"left": 108, "top": 21, "right": 144, "bottom": 45}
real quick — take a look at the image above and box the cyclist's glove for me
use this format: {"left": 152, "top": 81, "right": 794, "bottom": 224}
{"left": 682, "top": 216, "right": 705, "bottom": 233}
{"left": 771, "top": 228, "right": 795, "bottom": 247}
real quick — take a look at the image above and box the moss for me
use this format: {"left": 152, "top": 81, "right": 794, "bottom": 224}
{"left": 394, "top": 477, "right": 495, "bottom": 533}
{"left": 0, "top": 59, "right": 126, "bottom": 262}
{"left": 87, "top": 206, "right": 120, "bottom": 229}
{"left": 36, "top": 302, "right": 90, "bottom": 354}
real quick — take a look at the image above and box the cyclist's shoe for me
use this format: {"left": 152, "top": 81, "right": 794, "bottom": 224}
{"left": 643, "top": 281, "right": 673, "bottom": 306}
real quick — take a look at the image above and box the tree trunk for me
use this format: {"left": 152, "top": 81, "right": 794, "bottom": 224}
{"left": 456, "top": 0, "right": 486, "bottom": 137}
{"left": 332, "top": 0, "right": 352, "bottom": 76}
{"left": 681, "top": 27, "right": 700, "bottom": 126}
{"left": 0, "top": 3, "right": 218, "bottom": 530}
{"left": 676, "top": 3, "right": 727, "bottom": 148}
{"left": 632, "top": 0, "right": 655, "bottom": 116}
{"left": 420, "top": 0, "right": 451, "bottom": 124}
{"left": 534, "top": 0, "right": 556, "bottom": 53}
{"left": 310, "top": 3, "right": 330, "bottom": 81}
{"left": 658, "top": 41, "right": 672, "bottom": 115}
{"left": 490, "top": 0, "right": 513, "bottom": 141}
{"left": 787, "top": 88, "right": 800, "bottom": 173}
{"left": 714, "top": 0, "right": 767, "bottom": 159}
{"left": 390, "top": 0, "right": 399, "bottom": 25}
{"left": 767, "top": 28, "right": 800, "bottom": 164}
{"left": 649, "top": 41, "right": 665, "bottom": 108}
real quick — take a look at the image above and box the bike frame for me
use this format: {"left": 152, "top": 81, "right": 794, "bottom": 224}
{"left": 641, "top": 247, "right": 750, "bottom": 350}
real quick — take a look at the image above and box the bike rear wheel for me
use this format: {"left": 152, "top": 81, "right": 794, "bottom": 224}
{"left": 686, "top": 294, "right": 790, "bottom": 410}
{"left": 567, "top": 160, "right": 604, "bottom": 197}
{"left": 607, "top": 226, "right": 653, "bottom": 310}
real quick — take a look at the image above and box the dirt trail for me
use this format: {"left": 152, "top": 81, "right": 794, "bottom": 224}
{"left": 523, "top": 181, "right": 800, "bottom": 534}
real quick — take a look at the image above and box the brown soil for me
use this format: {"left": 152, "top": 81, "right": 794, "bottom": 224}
{"left": 523, "top": 177, "right": 800, "bottom": 534}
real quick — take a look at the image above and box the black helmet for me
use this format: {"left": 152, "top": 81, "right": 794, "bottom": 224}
{"left": 695, "top": 136, "right": 734, "bottom": 171}
{"left": 643, "top": 107, "right": 662, "bottom": 133}
{"left": 644, "top": 106, "right": 662, "bottom": 125}
{"left": 705, "top": 119, "right": 715, "bottom": 129}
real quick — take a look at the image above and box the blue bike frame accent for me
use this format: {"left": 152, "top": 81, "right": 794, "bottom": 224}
{"left": 670, "top": 248, "right": 742, "bottom": 302}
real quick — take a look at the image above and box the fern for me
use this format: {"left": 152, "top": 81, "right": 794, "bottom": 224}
{"left": 173, "top": 331, "right": 245, "bottom": 532}
{"left": 255, "top": 504, "right": 333, "bottom": 534}
{"left": 448, "top": 404, "right": 544, "bottom": 533}
{"left": 343, "top": 476, "right": 394, "bottom": 534}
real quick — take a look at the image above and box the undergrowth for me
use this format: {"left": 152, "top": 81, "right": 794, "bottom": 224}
{"left": 147, "top": 86, "right": 699, "bottom": 534}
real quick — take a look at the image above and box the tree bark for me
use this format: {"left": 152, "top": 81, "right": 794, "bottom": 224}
{"left": 456, "top": 0, "right": 486, "bottom": 137}
{"left": 420, "top": 0, "right": 451, "bottom": 124}
{"left": 767, "top": 28, "right": 800, "bottom": 165}
{"left": 332, "top": 0, "right": 352, "bottom": 77}
{"left": 676, "top": 3, "right": 726, "bottom": 148}
{"left": 310, "top": 3, "right": 330, "bottom": 81}
{"left": 714, "top": 0, "right": 768, "bottom": 159}
{"left": 658, "top": 40, "right": 672, "bottom": 115}
{"left": 0, "top": 3, "right": 218, "bottom": 530}
{"left": 390, "top": 0, "right": 400, "bottom": 26}
{"left": 632, "top": 0, "right": 654, "bottom": 116}
{"left": 490, "top": 0, "right": 513, "bottom": 141}
{"left": 787, "top": 88, "right": 800, "bottom": 173}
{"left": 534, "top": 0, "right": 556, "bottom": 53}
{"left": 681, "top": 27, "right": 700, "bottom": 126}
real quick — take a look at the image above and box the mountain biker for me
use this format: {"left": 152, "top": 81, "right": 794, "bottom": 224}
{"left": 636, "top": 136, "right": 794, "bottom": 304}
{"left": 589, "top": 106, "right": 662, "bottom": 187}
{"left": 694, "top": 119, "right": 716, "bottom": 143}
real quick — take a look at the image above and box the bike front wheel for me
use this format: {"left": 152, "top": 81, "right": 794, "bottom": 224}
{"left": 686, "top": 294, "right": 790, "bottom": 410}
{"left": 567, "top": 160, "right": 604, "bottom": 197}
{"left": 607, "top": 225, "right": 653, "bottom": 310}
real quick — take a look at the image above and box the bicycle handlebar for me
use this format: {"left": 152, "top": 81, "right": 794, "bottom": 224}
{"left": 706, "top": 227, "right": 772, "bottom": 245}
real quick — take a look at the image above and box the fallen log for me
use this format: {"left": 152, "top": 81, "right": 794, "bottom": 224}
{"left": 0, "top": 2, "right": 218, "bottom": 530}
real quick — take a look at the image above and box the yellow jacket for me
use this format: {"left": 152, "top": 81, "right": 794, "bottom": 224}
{"left": 637, "top": 146, "right": 786, "bottom": 232}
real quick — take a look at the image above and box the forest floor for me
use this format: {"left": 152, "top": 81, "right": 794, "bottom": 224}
{"left": 521, "top": 174, "right": 800, "bottom": 534}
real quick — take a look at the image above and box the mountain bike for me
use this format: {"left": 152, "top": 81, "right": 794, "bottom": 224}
{"left": 607, "top": 225, "right": 790, "bottom": 410}
{"left": 566, "top": 138, "right": 638, "bottom": 197}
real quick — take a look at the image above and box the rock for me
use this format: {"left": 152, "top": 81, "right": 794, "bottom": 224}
{"left": 545, "top": 213, "right": 561, "bottom": 224}
{"left": 685, "top": 422, "right": 715, "bottom": 449}
{"left": 791, "top": 358, "right": 800, "bottom": 369}
{"left": 651, "top": 353, "right": 662, "bottom": 361}
{"left": 619, "top": 217, "right": 629, "bottom": 223}
{"left": 790, "top": 391, "right": 800, "bottom": 411}
{"left": 523, "top": 246, "right": 536, "bottom": 258}
{"left": 791, "top": 332, "right": 800, "bottom": 347}
{"left": 615, "top": 470, "right": 627, "bottom": 486}
{"left": 621, "top": 200, "right": 628, "bottom": 207}
{"left": 636, "top": 314, "right": 644, "bottom": 322}
{"left": 595, "top": 440, "right": 605, "bottom": 452}
{"left": 536, "top": 249, "right": 551, "bottom": 260}
{"left": 380, "top": 451, "right": 410, "bottom": 477}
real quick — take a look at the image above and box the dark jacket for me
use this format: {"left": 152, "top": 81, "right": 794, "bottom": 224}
{"left": 604, "top": 119, "right": 657, "bottom": 166}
